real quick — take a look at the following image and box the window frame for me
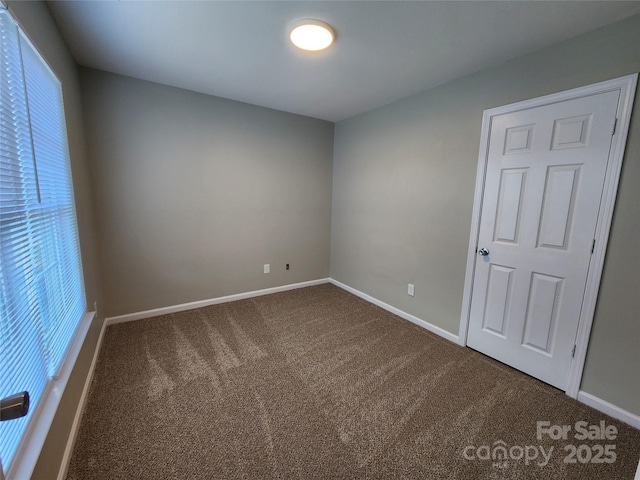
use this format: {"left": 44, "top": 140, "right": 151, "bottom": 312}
{"left": 0, "top": 6, "right": 95, "bottom": 479}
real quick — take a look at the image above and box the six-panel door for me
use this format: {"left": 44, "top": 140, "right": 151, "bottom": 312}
{"left": 467, "top": 90, "right": 619, "bottom": 390}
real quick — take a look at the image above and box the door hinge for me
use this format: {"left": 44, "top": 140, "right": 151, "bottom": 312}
{"left": 571, "top": 344, "right": 577, "bottom": 358}
{"left": 612, "top": 118, "right": 618, "bottom": 136}
{"left": 591, "top": 239, "right": 596, "bottom": 254}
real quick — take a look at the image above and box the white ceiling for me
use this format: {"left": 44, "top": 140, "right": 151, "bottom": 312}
{"left": 47, "top": 1, "right": 640, "bottom": 122}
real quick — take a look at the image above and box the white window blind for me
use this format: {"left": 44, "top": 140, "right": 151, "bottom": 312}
{"left": 0, "top": 7, "right": 85, "bottom": 472}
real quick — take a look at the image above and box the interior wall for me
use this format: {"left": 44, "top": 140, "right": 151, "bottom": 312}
{"left": 6, "top": 5, "right": 638, "bottom": 477}
{"left": 79, "top": 68, "right": 334, "bottom": 317}
{"left": 331, "top": 14, "right": 640, "bottom": 415}
{"left": 5, "top": 2, "right": 105, "bottom": 479}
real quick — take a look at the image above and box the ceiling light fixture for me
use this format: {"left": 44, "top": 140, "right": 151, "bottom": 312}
{"left": 289, "top": 19, "right": 335, "bottom": 52}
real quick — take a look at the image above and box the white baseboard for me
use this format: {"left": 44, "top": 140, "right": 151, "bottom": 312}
{"left": 54, "top": 280, "right": 639, "bottom": 480}
{"left": 329, "top": 278, "right": 461, "bottom": 345}
{"left": 57, "top": 317, "right": 108, "bottom": 480}
{"left": 577, "top": 391, "right": 640, "bottom": 430}
{"left": 332, "top": 279, "right": 640, "bottom": 432}
{"left": 105, "top": 278, "right": 331, "bottom": 325}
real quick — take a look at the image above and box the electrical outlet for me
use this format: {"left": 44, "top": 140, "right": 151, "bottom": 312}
{"left": 408, "top": 284, "right": 415, "bottom": 297}
{"left": 264, "top": 264, "right": 270, "bottom": 274}
{"left": 286, "top": 263, "right": 290, "bottom": 270}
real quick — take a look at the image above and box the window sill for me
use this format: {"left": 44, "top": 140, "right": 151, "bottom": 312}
{"left": 4, "top": 310, "right": 96, "bottom": 480}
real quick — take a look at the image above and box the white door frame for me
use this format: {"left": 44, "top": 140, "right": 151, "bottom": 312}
{"left": 458, "top": 74, "right": 637, "bottom": 398}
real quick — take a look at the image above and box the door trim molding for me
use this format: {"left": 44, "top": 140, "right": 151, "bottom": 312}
{"left": 458, "top": 74, "right": 638, "bottom": 398}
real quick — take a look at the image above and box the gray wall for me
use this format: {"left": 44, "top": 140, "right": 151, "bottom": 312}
{"left": 331, "top": 15, "right": 640, "bottom": 414}
{"left": 5, "top": 2, "right": 105, "bottom": 479}
{"left": 7, "top": 4, "right": 638, "bottom": 476}
{"left": 79, "top": 68, "right": 334, "bottom": 317}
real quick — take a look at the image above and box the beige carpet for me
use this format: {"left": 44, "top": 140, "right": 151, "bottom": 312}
{"left": 67, "top": 284, "right": 640, "bottom": 479}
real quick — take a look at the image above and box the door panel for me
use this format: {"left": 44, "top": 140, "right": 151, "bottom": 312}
{"left": 521, "top": 272, "right": 563, "bottom": 355}
{"left": 493, "top": 169, "right": 527, "bottom": 244}
{"left": 481, "top": 264, "right": 513, "bottom": 337}
{"left": 537, "top": 165, "right": 580, "bottom": 249}
{"left": 467, "top": 89, "right": 620, "bottom": 390}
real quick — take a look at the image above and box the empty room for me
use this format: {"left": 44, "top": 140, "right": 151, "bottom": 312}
{"left": 1, "top": 1, "right": 639, "bottom": 479}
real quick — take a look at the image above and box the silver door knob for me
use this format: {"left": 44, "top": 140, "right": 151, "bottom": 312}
{"left": 478, "top": 248, "right": 490, "bottom": 256}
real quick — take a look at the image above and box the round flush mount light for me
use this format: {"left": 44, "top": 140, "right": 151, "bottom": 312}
{"left": 289, "top": 19, "right": 335, "bottom": 52}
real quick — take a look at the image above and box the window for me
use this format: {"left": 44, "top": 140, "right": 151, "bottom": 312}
{"left": 0, "top": 7, "right": 86, "bottom": 474}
